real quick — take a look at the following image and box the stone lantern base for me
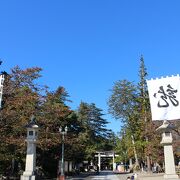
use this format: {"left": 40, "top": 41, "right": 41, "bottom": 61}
{"left": 21, "top": 171, "right": 35, "bottom": 180}
{"left": 164, "top": 174, "right": 179, "bottom": 180}
{"left": 21, "top": 175, "right": 35, "bottom": 180}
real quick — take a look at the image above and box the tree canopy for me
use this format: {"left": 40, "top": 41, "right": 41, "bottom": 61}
{"left": 107, "top": 56, "right": 179, "bottom": 171}
{"left": 0, "top": 65, "right": 115, "bottom": 177}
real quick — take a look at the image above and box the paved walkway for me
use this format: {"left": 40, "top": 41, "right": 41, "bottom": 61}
{"left": 66, "top": 171, "right": 180, "bottom": 180}
{"left": 135, "top": 173, "right": 164, "bottom": 180}
{"left": 115, "top": 172, "right": 164, "bottom": 180}
{"left": 87, "top": 171, "right": 121, "bottom": 180}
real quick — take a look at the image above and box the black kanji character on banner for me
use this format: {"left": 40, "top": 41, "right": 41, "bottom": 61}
{"left": 153, "top": 84, "right": 179, "bottom": 108}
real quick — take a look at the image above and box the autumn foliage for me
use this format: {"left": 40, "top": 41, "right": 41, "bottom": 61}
{"left": 0, "top": 66, "right": 115, "bottom": 177}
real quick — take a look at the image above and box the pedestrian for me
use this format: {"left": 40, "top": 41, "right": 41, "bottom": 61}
{"left": 96, "top": 165, "right": 99, "bottom": 174}
{"left": 127, "top": 176, "right": 131, "bottom": 180}
{"left": 131, "top": 173, "right": 138, "bottom": 179}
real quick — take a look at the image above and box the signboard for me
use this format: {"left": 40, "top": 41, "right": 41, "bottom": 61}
{"left": 0, "top": 74, "right": 4, "bottom": 108}
{"left": 147, "top": 75, "right": 180, "bottom": 121}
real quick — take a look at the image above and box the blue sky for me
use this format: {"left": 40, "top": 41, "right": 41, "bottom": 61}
{"left": 0, "top": 1, "right": 180, "bottom": 133}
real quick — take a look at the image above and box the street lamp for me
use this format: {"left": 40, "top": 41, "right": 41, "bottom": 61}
{"left": 59, "top": 126, "right": 68, "bottom": 180}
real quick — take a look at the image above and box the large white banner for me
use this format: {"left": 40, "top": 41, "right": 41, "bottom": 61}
{"left": 147, "top": 75, "right": 180, "bottom": 121}
{"left": 0, "top": 74, "right": 4, "bottom": 108}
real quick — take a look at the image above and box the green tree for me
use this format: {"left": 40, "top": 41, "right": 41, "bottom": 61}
{"left": 137, "top": 56, "right": 164, "bottom": 169}
{"left": 137, "top": 56, "right": 151, "bottom": 170}
{"left": 108, "top": 80, "right": 138, "bottom": 122}
{"left": 108, "top": 79, "right": 141, "bottom": 138}
{"left": 77, "top": 102, "right": 114, "bottom": 162}
{"left": 38, "top": 86, "right": 85, "bottom": 177}
{"left": 108, "top": 56, "right": 164, "bottom": 171}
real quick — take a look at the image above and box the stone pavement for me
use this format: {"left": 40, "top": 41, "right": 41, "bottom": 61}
{"left": 66, "top": 171, "right": 180, "bottom": 180}
{"left": 126, "top": 172, "right": 164, "bottom": 180}
{"left": 116, "top": 172, "right": 180, "bottom": 180}
{"left": 114, "top": 172, "right": 160, "bottom": 180}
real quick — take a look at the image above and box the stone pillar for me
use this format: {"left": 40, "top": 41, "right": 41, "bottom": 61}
{"left": 98, "top": 153, "right": 101, "bottom": 171}
{"left": 156, "top": 120, "right": 179, "bottom": 180}
{"left": 129, "top": 158, "right": 133, "bottom": 172}
{"left": 112, "top": 152, "right": 116, "bottom": 171}
{"left": 21, "top": 116, "right": 39, "bottom": 180}
{"left": 69, "top": 162, "right": 72, "bottom": 172}
{"left": 22, "top": 142, "right": 36, "bottom": 180}
{"left": 65, "top": 161, "right": 68, "bottom": 172}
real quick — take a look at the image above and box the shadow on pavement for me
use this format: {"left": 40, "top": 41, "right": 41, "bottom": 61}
{"left": 66, "top": 171, "right": 97, "bottom": 180}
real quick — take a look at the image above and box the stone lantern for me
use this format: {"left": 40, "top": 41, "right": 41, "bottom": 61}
{"left": 21, "top": 115, "right": 39, "bottom": 180}
{"left": 156, "top": 120, "right": 179, "bottom": 179}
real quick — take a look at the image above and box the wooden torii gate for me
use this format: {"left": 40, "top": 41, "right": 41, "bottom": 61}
{"left": 95, "top": 151, "right": 119, "bottom": 171}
